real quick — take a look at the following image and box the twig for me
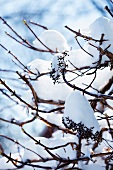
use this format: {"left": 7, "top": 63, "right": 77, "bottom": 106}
{"left": 0, "top": 17, "right": 56, "bottom": 53}
{"left": 0, "top": 135, "right": 41, "bottom": 158}
{"left": 29, "top": 20, "right": 48, "bottom": 30}
{"left": 110, "top": 0, "right": 113, "bottom": 4}
{"left": 89, "top": 43, "right": 113, "bottom": 60}
{"left": 38, "top": 106, "right": 64, "bottom": 113}
{"left": 5, "top": 31, "right": 30, "bottom": 48}
{"left": 62, "top": 69, "right": 113, "bottom": 100}
{"left": 75, "top": 36, "right": 93, "bottom": 57}
{"left": 23, "top": 20, "right": 54, "bottom": 52}
{"left": 0, "top": 79, "right": 36, "bottom": 110}
{"left": 21, "top": 128, "right": 60, "bottom": 161}
{"left": 84, "top": 69, "right": 97, "bottom": 91}
{"left": 0, "top": 44, "right": 34, "bottom": 74}
{"left": 65, "top": 26, "right": 108, "bottom": 42}
{"left": 105, "top": 6, "right": 113, "bottom": 17}
{"left": 16, "top": 71, "right": 38, "bottom": 110}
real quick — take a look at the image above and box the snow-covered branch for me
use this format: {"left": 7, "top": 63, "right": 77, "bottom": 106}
{"left": 1, "top": 6, "right": 113, "bottom": 169}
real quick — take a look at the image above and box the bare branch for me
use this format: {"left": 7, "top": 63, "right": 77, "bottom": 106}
{"left": 29, "top": 20, "right": 48, "bottom": 30}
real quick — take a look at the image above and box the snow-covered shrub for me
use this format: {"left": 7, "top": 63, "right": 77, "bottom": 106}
{"left": 0, "top": 11, "right": 113, "bottom": 169}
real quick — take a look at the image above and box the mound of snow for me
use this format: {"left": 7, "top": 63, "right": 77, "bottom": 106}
{"left": 63, "top": 90, "right": 100, "bottom": 134}
{"left": 33, "top": 30, "right": 69, "bottom": 52}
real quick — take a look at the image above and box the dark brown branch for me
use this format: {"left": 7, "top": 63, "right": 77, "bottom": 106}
{"left": 0, "top": 135, "right": 40, "bottom": 158}
{"left": 75, "top": 36, "right": 93, "bottom": 57}
{"left": 65, "top": 26, "right": 108, "bottom": 42}
{"left": 0, "top": 116, "right": 37, "bottom": 127}
{"left": 37, "top": 114, "right": 76, "bottom": 135}
{"left": 100, "top": 33, "right": 105, "bottom": 45}
{"left": 62, "top": 69, "right": 113, "bottom": 100}
{"left": 0, "top": 69, "right": 16, "bottom": 73}
{"left": 5, "top": 31, "right": 30, "bottom": 48}
{"left": 100, "top": 76, "right": 113, "bottom": 94}
{"left": 23, "top": 20, "right": 54, "bottom": 52}
{"left": 84, "top": 69, "right": 97, "bottom": 91}
{"left": 0, "top": 151, "right": 53, "bottom": 169}
{"left": 38, "top": 106, "right": 64, "bottom": 113}
{"left": 29, "top": 71, "right": 50, "bottom": 80}
{"left": 38, "top": 98, "right": 65, "bottom": 106}
{"left": 0, "top": 88, "right": 18, "bottom": 104}
{"left": 0, "top": 17, "right": 57, "bottom": 53}
{"left": 16, "top": 71, "right": 38, "bottom": 110}
{"left": 56, "top": 150, "right": 113, "bottom": 169}
{"left": 21, "top": 128, "right": 60, "bottom": 161}
{"left": 0, "top": 44, "right": 35, "bottom": 74}
{"left": 89, "top": 43, "right": 113, "bottom": 60}
{"left": 0, "top": 16, "right": 27, "bottom": 43}
{"left": 0, "top": 79, "right": 36, "bottom": 110}
{"left": 105, "top": 6, "right": 113, "bottom": 17}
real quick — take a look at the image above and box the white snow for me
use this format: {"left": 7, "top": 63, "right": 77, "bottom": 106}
{"left": 2, "top": 15, "right": 113, "bottom": 169}
{"left": 89, "top": 17, "right": 113, "bottom": 50}
{"left": 63, "top": 90, "right": 100, "bottom": 133}
{"left": 51, "top": 52, "right": 66, "bottom": 80}
{"left": 33, "top": 75, "right": 72, "bottom": 101}
{"left": 39, "top": 112, "right": 64, "bottom": 127}
{"left": 23, "top": 134, "right": 77, "bottom": 168}
{"left": 33, "top": 30, "right": 69, "bottom": 52}
{"left": 27, "top": 58, "right": 51, "bottom": 75}
{"left": 66, "top": 49, "right": 94, "bottom": 68}
{"left": 83, "top": 17, "right": 113, "bottom": 64}
{"left": 65, "top": 17, "right": 113, "bottom": 69}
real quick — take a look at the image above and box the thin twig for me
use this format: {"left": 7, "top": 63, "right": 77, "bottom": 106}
{"left": 23, "top": 20, "right": 54, "bottom": 52}
{"left": 29, "top": 20, "right": 48, "bottom": 30}
{"left": 62, "top": 69, "right": 113, "bottom": 100}
{"left": 65, "top": 25, "right": 108, "bottom": 42}
{"left": 75, "top": 36, "right": 93, "bottom": 57}
{"left": 105, "top": 6, "right": 113, "bottom": 17}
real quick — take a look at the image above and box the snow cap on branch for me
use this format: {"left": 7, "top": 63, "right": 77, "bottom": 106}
{"left": 33, "top": 30, "right": 69, "bottom": 52}
{"left": 83, "top": 17, "right": 113, "bottom": 63}
{"left": 34, "top": 75, "right": 71, "bottom": 101}
{"left": 63, "top": 90, "right": 100, "bottom": 137}
{"left": 27, "top": 58, "right": 51, "bottom": 75}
